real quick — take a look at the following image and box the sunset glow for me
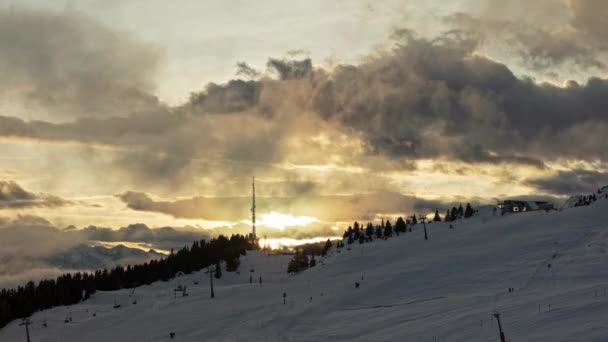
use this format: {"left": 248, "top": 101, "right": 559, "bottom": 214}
{"left": 257, "top": 212, "right": 319, "bottom": 230}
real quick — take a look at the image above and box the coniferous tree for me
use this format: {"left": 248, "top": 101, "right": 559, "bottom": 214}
{"left": 395, "top": 217, "right": 407, "bottom": 233}
{"left": 214, "top": 261, "right": 222, "bottom": 279}
{"left": 343, "top": 226, "right": 353, "bottom": 238}
{"left": 384, "top": 220, "right": 393, "bottom": 237}
{"left": 375, "top": 225, "right": 383, "bottom": 238}
{"left": 445, "top": 209, "right": 451, "bottom": 222}
{"left": 347, "top": 234, "right": 354, "bottom": 245}
{"left": 433, "top": 210, "right": 442, "bottom": 222}
{"left": 457, "top": 204, "right": 464, "bottom": 218}
{"left": 464, "top": 203, "right": 474, "bottom": 218}
{"left": 309, "top": 254, "right": 316, "bottom": 267}
{"left": 353, "top": 222, "right": 361, "bottom": 240}
{"left": 450, "top": 207, "right": 458, "bottom": 221}
{"left": 359, "top": 234, "right": 365, "bottom": 244}
{"left": 366, "top": 222, "right": 374, "bottom": 238}
{"left": 321, "top": 239, "right": 332, "bottom": 256}
{"left": 412, "top": 216, "right": 418, "bottom": 225}
{"left": 225, "top": 256, "right": 240, "bottom": 272}
{"left": 287, "top": 250, "right": 309, "bottom": 273}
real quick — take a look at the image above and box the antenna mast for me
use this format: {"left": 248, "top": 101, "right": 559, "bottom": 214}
{"left": 252, "top": 176, "right": 256, "bottom": 239}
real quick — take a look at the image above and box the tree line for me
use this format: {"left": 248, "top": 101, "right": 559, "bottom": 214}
{"left": 0, "top": 234, "right": 257, "bottom": 329}
{"left": 287, "top": 203, "right": 476, "bottom": 274}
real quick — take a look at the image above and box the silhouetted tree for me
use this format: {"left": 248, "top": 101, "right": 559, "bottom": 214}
{"left": 464, "top": 203, "right": 474, "bottom": 218}
{"left": 287, "top": 250, "right": 309, "bottom": 273}
{"left": 450, "top": 207, "right": 458, "bottom": 221}
{"left": 433, "top": 210, "right": 442, "bottom": 222}
{"left": 321, "top": 239, "right": 332, "bottom": 256}
{"left": 353, "top": 222, "right": 361, "bottom": 240}
{"left": 395, "top": 217, "right": 407, "bottom": 233}
{"left": 384, "top": 220, "right": 393, "bottom": 237}
{"left": 375, "top": 225, "right": 383, "bottom": 239}
{"left": 214, "top": 261, "right": 222, "bottom": 279}
{"left": 366, "top": 222, "right": 374, "bottom": 238}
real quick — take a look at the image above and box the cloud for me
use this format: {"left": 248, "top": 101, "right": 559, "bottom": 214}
{"left": 0, "top": 180, "right": 72, "bottom": 208}
{"left": 75, "top": 223, "right": 212, "bottom": 251}
{"left": 0, "top": 215, "right": 212, "bottom": 287}
{"left": 525, "top": 169, "right": 608, "bottom": 196}
{"left": 0, "top": 6, "right": 607, "bottom": 202}
{"left": 117, "top": 190, "right": 456, "bottom": 222}
{"left": 447, "top": 0, "right": 608, "bottom": 72}
{"left": 0, "top": 8, "right": 162, "bottom": 120}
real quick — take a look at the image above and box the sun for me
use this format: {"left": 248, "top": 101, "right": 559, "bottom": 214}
{"left": 257, "top": 211, "right": 318, "bottom": 230}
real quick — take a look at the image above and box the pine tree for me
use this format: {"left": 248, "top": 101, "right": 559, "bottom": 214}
{"left": 464, "top": 203, "right": 474, "bottom": 218}
{"left": 287, "top": 250, "right": 309, "bottom": 273}
{"left": 321, "top": 239, "right": 332, "bottom": 256}
{"left": 225, "top": 256, "right": 240, "bottom": 272}
{"left": 433, "top": 210, "right": 441, "bottom": 222}
{"left": 359, "top": 234, "right": 365, "bottom": 244}
{"left": 445, "top": 209, "right": 451, "bottom": 222}
{"left": 214, "top": 261, "right": 222, "bottom": 279}
{"left": 450, "top": 207, "right": 458, "bottom": 221}
{"left": 384, "top": 220, "right": 393, "bottom": 237}
{"left": 457, "top": 204, "right": 464, "bottom": 218}
{"left": 347, "top": 234, "right": 354, "bottom": 245}
{"left": 366, "top": 222, "right": 374, "bottom": 237}
{"left": 412, "top": 216, "right": 418, "bottom": 225}
{"left": 309, "top": 255, "right": 316, "bottom": 267}
{"left": 375, "top": 225, "right": 383, "bottom": 238}
{"left": 353, "top": 222, "right": 361, "bottom": 240}
{"left": 395, "top": 217, "right": 407, "bottom": 233}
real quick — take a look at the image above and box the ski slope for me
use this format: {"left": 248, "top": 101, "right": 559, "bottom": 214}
{"left": 3, "top": 200, "right": 608, "bottom": 341}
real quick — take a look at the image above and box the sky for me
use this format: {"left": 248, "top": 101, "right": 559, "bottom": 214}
{"left": 1, "top": 0, "right": 608, "bottom": 282}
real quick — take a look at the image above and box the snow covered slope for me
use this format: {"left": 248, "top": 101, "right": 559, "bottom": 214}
{"left": 3, "top": 200, "right": 608, "bottom": 341}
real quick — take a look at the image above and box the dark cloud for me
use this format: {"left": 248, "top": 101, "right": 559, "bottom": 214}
{"left": 235, "top": 62, "right": 261, "bottom": 79}
{"left": 266, "top": 58, "right": 313, "bottom": 80}
{"left": 0, "top": 8, "right": 161, "bottom": 120}
{"left": 72, "top": 223, "right": 212, "bottom": 251}
{"left": 0, "top": 180, "right": 72, "bottom": 209}
{"left": 185, "top": 80, "right": 260, "bottom": 114}
{"left": 0, "top": 8, "right": 607, "bottom": 195}
{"left": 447, "top": 1, "right": 608, "bottom": 72}
{"left": 0, "top": 216, "right": 175, "bottom": 287}
{"left": 311, "top": 32, "right": 608, "bottom": 164}
{"left": 3, "top": 28, "right": 608, "bottom": 176}
{"left": 525, "top": 169, "right": 608, "bottom": 196}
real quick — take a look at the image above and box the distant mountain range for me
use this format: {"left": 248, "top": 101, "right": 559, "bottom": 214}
{"left": 46, "top": 244, "right": 165, "bottom": 271}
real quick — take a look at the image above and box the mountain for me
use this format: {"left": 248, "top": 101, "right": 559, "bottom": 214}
{"left": 46, "top": 244, "right": 165, "bottom": 271}
{"left": 3, "top": 200, "right": 608, "bottom": 341}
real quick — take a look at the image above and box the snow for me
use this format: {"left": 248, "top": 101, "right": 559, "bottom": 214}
{"left": 4, "top": 200, "right": 608, "bottom": 341}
